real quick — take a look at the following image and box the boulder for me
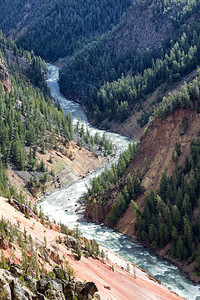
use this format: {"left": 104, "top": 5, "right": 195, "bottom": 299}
{"left": 10, "top": 280, "right": 33, "bottom": 300}
{"left": 83, "top": 282, "right": 98, "bottom": 297}
{"left": 36, "top": 277, "right": 50, "bottom": 295}
{"left": 0, "top": 268, "right": 99, "bottom": 300}
{"left": 0, "top": 269, "right": 34, "bottom": 300}
{"left": 75, "top": 281, "right": 98, "bottom": 300}
{"left": 50, "top": 278, "right": 63, "bottom": 293}
{"left": 37, "top": 276, "right": 66, "bottom": 300}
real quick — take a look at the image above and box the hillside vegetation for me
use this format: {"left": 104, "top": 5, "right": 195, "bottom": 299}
{"left": 60, "top": 0, "right": 200, "bottom": 126}
{"left": 0, "top": 32, "right": 75, "bottom": 199}
{"left": 0, "top": 0, "right": 132, "bottom": 61}
{"left": 0, "top": 195, "right": 181, "bottom": 300}
{"left": 84, "top": 70, "right": 200, "bottom": 280}
{"left": 1, "top": 0, "right": 200, "bottom": 286}
{"left": 0, "top": 1, "right": 200, "bottom": 130}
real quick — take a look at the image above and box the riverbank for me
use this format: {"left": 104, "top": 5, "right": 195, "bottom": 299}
{"left": 77, "top": 206, "right": 200, "bottom": 287}
{"left": 7, "top": 140, "right": 107, "bottom": 205}
{"left": 116, "top": 225, "right": 200, "bottom": 284}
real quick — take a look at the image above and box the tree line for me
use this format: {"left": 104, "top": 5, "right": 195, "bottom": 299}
{"left": 0, "top": 36, "right": 73, "bottom": 199}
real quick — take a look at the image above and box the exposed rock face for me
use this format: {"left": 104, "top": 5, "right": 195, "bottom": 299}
{"left": 0, "top": 234, "right": 9, "bottom": 250}
{"left": 0, "top": 267, "right": 99, "bottom": 300}
{"left": 36, "top": 275, "right": 99, "bottom": 300}
{"left": 84, "top": 201, "right": 111, "bottom": 224}
{"left": 64, "top": 236, "right": 77, "bottom": 248}
{"left": 29, "top": 176, "right": 61, "bottom": 198}
{"left": 0, "top": 269, "right": 35, "bottom": 300}
{"left": 0, "top": 58, "right": 12, "bottom": 92}
{"left": 9, "top": 198, "right": 37, "bottom": 218}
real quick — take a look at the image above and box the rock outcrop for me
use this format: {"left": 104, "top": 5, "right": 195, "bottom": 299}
{"left": 0, "top": 58, "right": 12, "bottom": 92}
{"left": 0, "top": 266, "right": 99, "bottom": 300}
{"left": 0, "top": 268, "right": 35, "bottom": 300}
{"left": 84, "top": 200, "right": 111, "bottom": 224}
{"left": 9, "top": 197, "right": 37, "bottom": 218}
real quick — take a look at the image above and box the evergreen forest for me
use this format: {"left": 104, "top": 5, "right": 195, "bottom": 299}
{"left": 86, "top": 71, "right": 200, "bottom": 272}
{"left": 0, "top": 33, "right": 73, "bottom": 198}
{"left": 59, "top": 0, "right": 200, "bottom": 124}
{"left": 1, "top": 0, "right": 200, "bottom": 282}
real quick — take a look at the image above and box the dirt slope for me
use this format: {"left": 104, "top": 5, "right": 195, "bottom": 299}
{"left": 7, "top": 141, "right": 106, "bottom": 204}
{"left": 109, "top": 69, "right": 198, "bottom": 140}
{"left": 117, "top": 108, "right": 200, "bottom": 235}
{"left": 0, "top": 196, "right": 183, "bottom": 300}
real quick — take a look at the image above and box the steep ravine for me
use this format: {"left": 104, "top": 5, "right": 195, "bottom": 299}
{"left": 87, "top": 107, "right": 200, "bottom": 283}
{"left": 86, "top": 107, "right": 200, "bottom": 227}
{"left": 38, "top": 64, "right": 200, "bottom": 299}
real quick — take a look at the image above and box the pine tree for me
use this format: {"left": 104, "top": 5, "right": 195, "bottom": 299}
{"left": 100, "top": 249, "right": 105, "bottom": 262}
{"left": 181, "top": 193, "right": 192, "bottom": 217}
{"left": 0, "top": 249, "right": 9, "bottom": 269}
{"left": 172, "top": 205, "right": 182, "bottom": 231}
{"left": 159, "top": 171, "right": 168, "bottom": 201}
{"left": 176, "top": 237, "right": 188, "bottom": 260}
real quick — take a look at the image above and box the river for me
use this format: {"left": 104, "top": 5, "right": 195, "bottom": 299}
{"left": 38, "top": 64, "right": 200, "bottom": 300}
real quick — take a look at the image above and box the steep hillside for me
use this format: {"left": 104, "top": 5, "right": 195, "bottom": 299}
{"left": 0, "top": 196, "right": 183, "bottom": 299}
{"left": 0, "top": 0, "right": 132, "bottom": 61}
{"left": 59, "top": 0, "right": 200, "bottom": 127}
{"left": 117, "top": 108, "right": 200, "bottom": 231}
{"left": 0, "top": 33, "right": 110, "bottom": 208}
{"left": 1, "top": 0, "right": 200, "bottom": 134}
{"left": 0, "top": 0, "right": 41, "bottom": 39}
{"left": 84, "top": 71, "right": 200, "bottom": 281}
{"left": 0, "top": 56, "right": 12, "bottom": 92}
{"left": 0, "top": 47, "right": 72, "bottom": 199}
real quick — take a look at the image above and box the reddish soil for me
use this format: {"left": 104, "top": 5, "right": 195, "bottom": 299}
{"left": 0, "top": 196, "right": 183, "bottom": 300}
{"left": 117, "top": 108, "right": 200, "bottom": 235}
